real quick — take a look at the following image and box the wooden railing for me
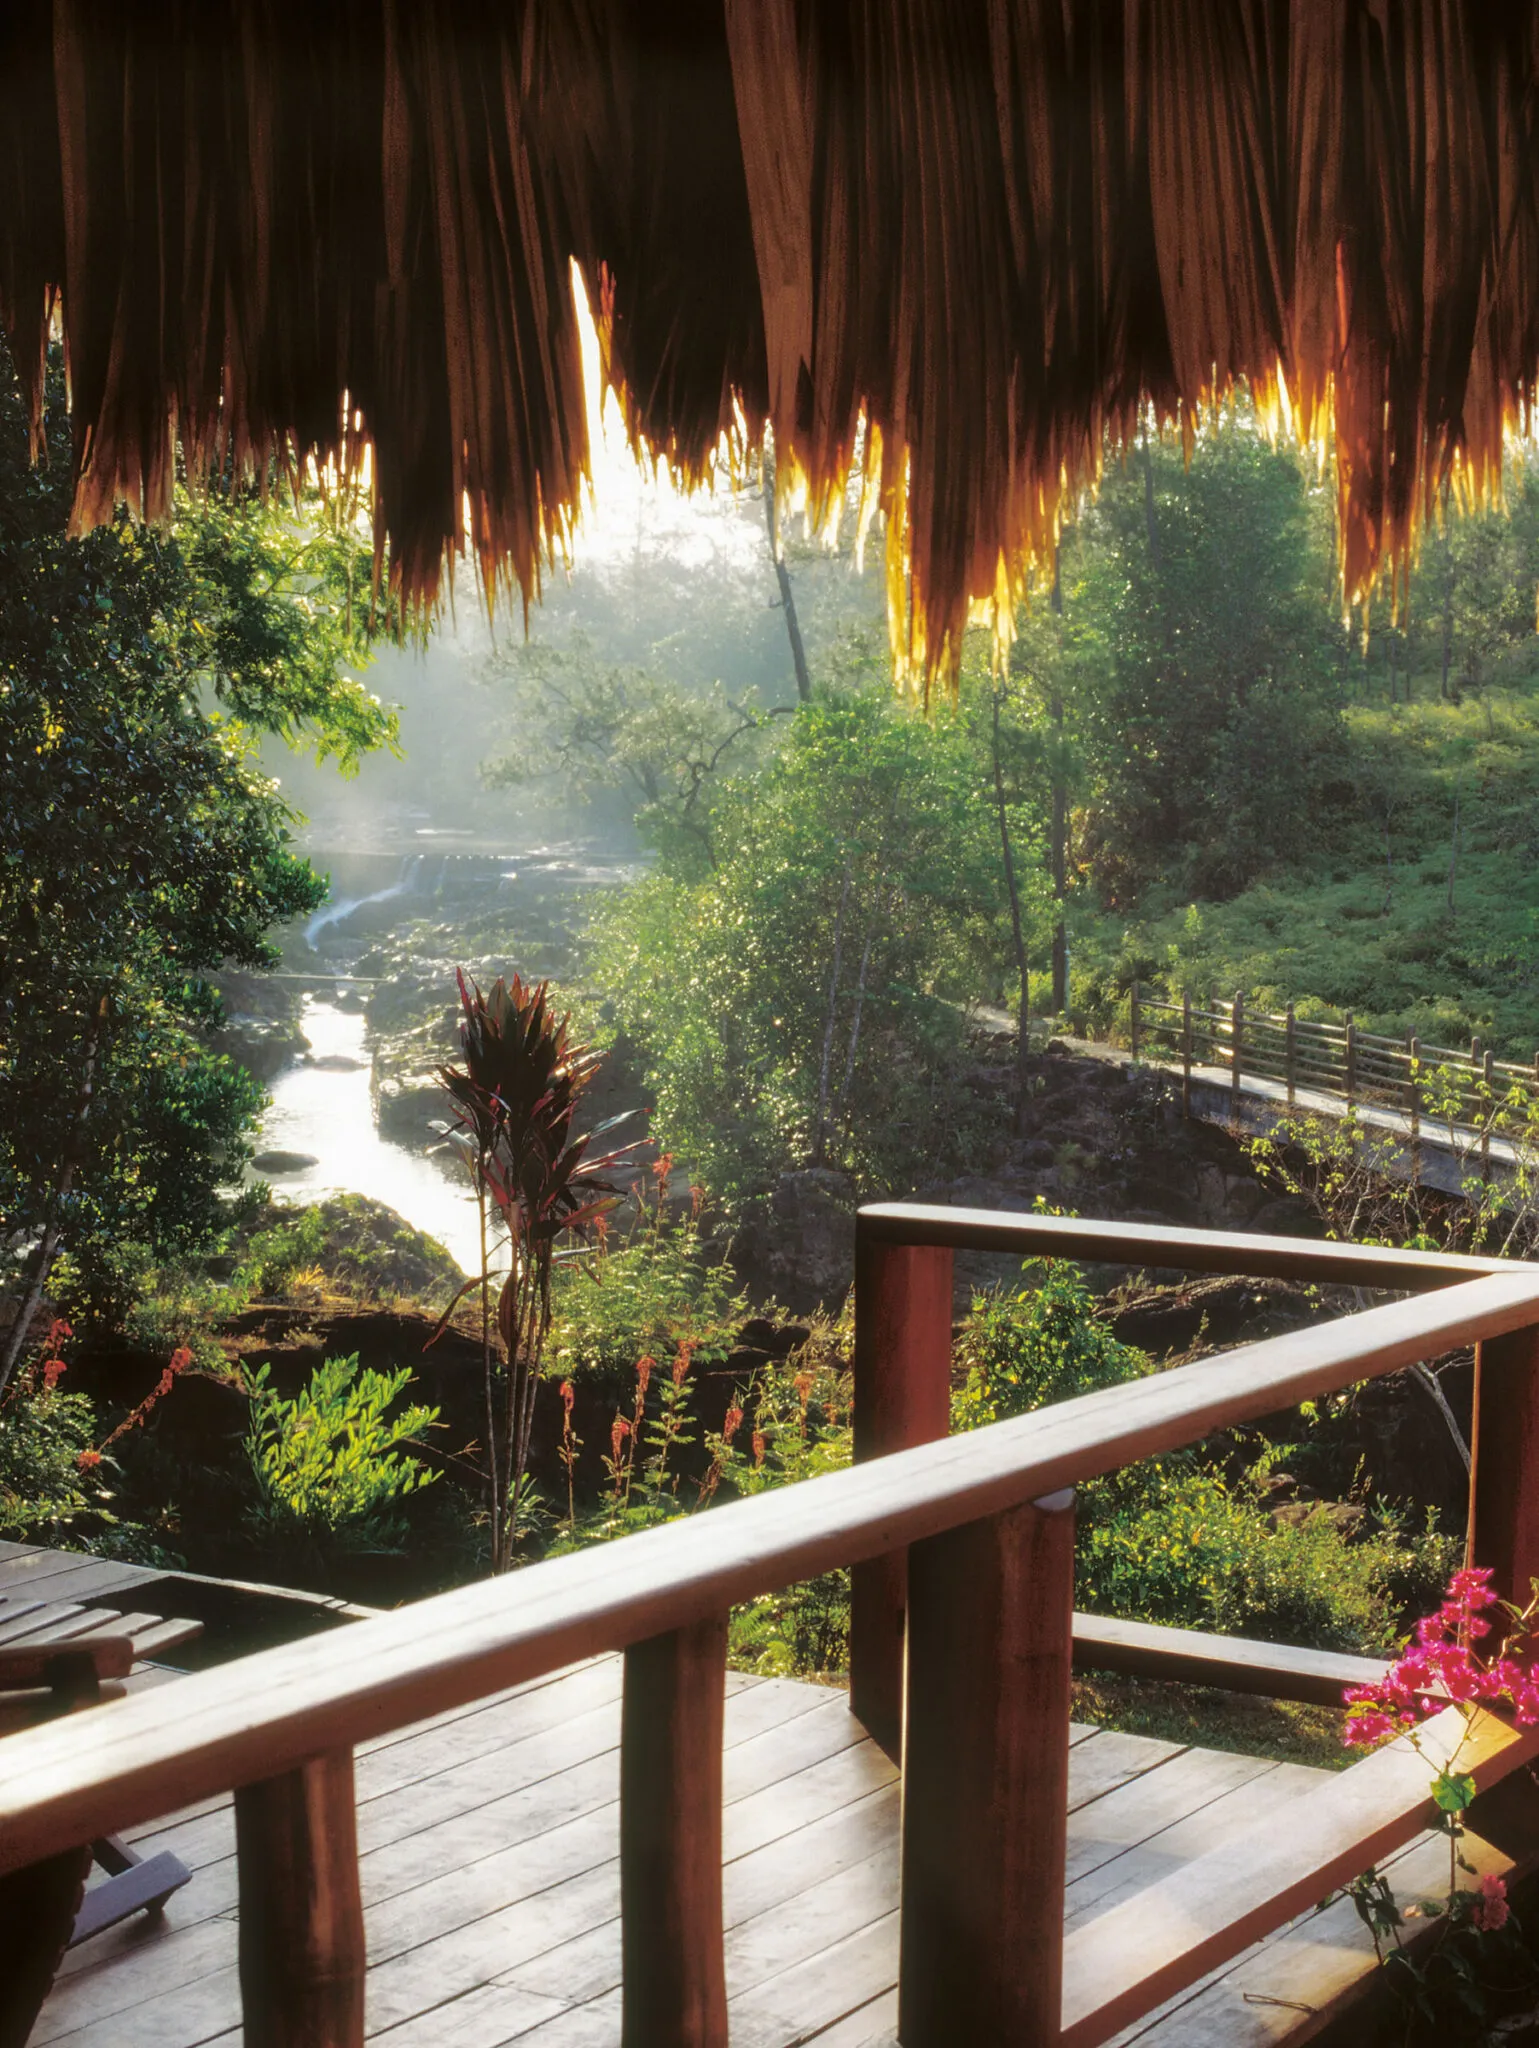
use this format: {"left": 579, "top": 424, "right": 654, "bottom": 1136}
{"left": 4, "top": 1209, "right": 1539, "bottom": 2046}
{"left": 1131, "top": 984, "right": 1539, "bottom": 1162}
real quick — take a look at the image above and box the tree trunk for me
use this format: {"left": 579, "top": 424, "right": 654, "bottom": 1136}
{"left": 1048, "top": 542, "right": 1068, "bottom": 1013}
{"left": 1441, "top": 554, "right": 1454, "bottom": 702}
{"left": 814, "top": 863, "right": 853, "bottom": 1162}
{"left": 0, "top": 1000, "right": 106, "bottom": 1401}
{"left": 763, "top": 454, "right": 812, "bottom": 704}
{"left": 835, "top": 918, "right": 877, "bottom": 1125}
{"left": 991, "top": 691, "right": 1032, "bottom": 1137}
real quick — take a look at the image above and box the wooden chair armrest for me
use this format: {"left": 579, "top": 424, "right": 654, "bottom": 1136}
{"left": 0, "top": 1636, "right": 136, "bottom": 1691}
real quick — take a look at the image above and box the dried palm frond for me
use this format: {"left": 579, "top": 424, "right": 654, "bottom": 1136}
{"left": 2, "top": 1, "right": 1538, "bottom": 693}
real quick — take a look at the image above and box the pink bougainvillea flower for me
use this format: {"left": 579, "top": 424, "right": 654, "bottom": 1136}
{"left": 1471, "top": 1873, "right": 1510, "bottom": 1932}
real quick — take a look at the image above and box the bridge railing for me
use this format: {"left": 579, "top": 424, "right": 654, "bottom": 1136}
{"left": 3, "top": 1207, "right": 1539, "bottom": 2046}
{"left": 1132, "top": 983, "right": 1539, "bottom": 1167}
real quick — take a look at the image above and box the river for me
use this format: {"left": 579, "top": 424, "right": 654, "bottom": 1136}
{"left": 251, "top": 998, "right": 484, "bottom": 1274}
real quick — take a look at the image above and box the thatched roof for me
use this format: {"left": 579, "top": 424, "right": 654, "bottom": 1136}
{"left": 3, "top": 2, "right": 1538, "bottom": 688}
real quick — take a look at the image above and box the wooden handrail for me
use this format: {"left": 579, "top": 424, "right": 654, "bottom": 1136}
{"left": 2, "top": 1266, "right": 1537, "bottom": 1875}
{"left": 6, "top": 1208, "right": 1539, "bottom": 2048}
{"left": 856, "top": 1202, "right": 1515, "bottom": 1287}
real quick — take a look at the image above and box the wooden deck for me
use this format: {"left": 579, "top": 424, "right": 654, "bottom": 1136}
{"left": 32, "top": 1654, "right": 1509, "bottom": 2048}
{"left": 0, "top": 1536, "right": 184, "bottom": 1613}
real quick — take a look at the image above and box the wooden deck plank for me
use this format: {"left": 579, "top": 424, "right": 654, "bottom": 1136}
{"left": 1111, "top": 1829, "right": 1503, "bottom": 2046}
{"left": 1066, "top": 1748, "right": 1279, "bottom": 1888}
{"left": 803, "top": 1988, "right": 898, "bottom": 2043}
{"left": 503, "top": 1781, "right": 904, "bottom": 2009}
{"left": 364, "top": 1980, "right": 570, "bottom": 2046}
{"left": 0, "top": 1552, "right": 162, "bottom": 1600}
{"left": 728, "top": 1910, "right": 901, "bottom": 2048}
{"left": 1066, "top": 1762, "right": 1320, "bottom": 1930}
{"left": 43, "top": 1668, "right": 1381, "bottom": 2048}
{"left": 1062, "top": 1702, "right": 1539, "bottom": 2047}
{"left": 34, "top": 1918, "right": 240, "bottom": 2046}
{"left": 1066, "top": 1728, "right": 1190, "bottom": 1814}
{"left": 468, "top": 1990, "right": 622, "bottom": 2046}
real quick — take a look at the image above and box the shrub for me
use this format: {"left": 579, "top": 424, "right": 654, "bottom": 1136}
{"left": 713, "top": 1334, "right": 854, "bottom": 1677}
{"left": 0, "top": 1387, "right": 95, "bottom": 1536}
{"left": 546, "top": 1200, "right": 750, "bottom": 1395}
{"left": 953, "top": 1260, "right": 1151, "bottom": 1428}
{"left": 232, "top": 1206, "right": 330, "bottom": 1300}
{"left": 244, "top": 1354, "right": 440, "bottom": 1567}
{"left": 1079, "top": 1465, "right": 1459, "bottom": 1653}
{"left": 952, "top": 1256, "right": 1458, "bottom": 1655}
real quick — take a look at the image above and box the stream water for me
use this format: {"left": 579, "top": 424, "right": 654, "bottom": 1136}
{"left": 251, "top": 998, "right": 483, "bottom": 1273}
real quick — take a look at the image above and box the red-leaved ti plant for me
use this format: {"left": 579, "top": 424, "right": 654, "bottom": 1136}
{"left": 433, "top": 971, "right": 634, "bottom": 1572}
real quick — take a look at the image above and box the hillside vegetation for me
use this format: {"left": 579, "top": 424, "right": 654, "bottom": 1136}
{"left": 1079, "top": 688, "right": 1539, "bottom": 1055}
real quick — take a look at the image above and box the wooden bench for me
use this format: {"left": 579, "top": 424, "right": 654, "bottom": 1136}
{"left": 0, "top": 1589, "right": 201, "bottom": 2048}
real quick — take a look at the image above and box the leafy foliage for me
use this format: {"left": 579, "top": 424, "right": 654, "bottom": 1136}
{"left": 590, "top": 682, "right": 1002, "bottom": 1207}
{"left": 244, "top": 1355, "right": 440, "bottom": 1564}
{"left": 1004, "top": 415, "right": 1348, "bottom": 910}
{"left": 547, "top": 1185, "right": 750, "bottom": 1396}
{"left": 0, "top": 336, "right": 396, "bottom": 1349}
{"left": 1079, "top": 1466, "right": 1456, "bottom": 1654}
{"left": 482, "top": 637, "right": 790, "bottom": 868}
{"left": 953, "top": 1260, "right": 1149, "bottom": 1427}
{"left": 0, "top": 1385, "right": 96, "bottom": 1538}
{"left": 954, "top": 1258, "right": 1457, "bottom": 1654}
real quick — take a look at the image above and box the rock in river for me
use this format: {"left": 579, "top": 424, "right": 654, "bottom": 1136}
{"left": 252, "top": 1149, "right": 320, "bottom": 1174}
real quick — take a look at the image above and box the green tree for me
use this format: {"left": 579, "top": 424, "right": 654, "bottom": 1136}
{"left": 0, "top": 343, "right": 397, "bottom": 1376}
{"left": 590, "top": 681, "right": 999, "bottom": 1206}
{"left": 1063, "top": 415, "right": 1348, "bottom": 901}
{"left": 482, "top": 635, "right": 789, "bottom": 870}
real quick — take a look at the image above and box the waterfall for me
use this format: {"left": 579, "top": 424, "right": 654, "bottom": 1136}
{"left": 305, "top": 854, "right": 426, "bottom": 949}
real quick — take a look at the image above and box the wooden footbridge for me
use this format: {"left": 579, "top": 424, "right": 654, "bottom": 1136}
{"left": 9, "top": 1208, "right": 1539, "bottom": 2047}
{"left": 1130, "top": 988, "right": 1539, "bottom": 1198}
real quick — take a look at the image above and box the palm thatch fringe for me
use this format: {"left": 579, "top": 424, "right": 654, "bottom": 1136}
{"left": 2, "top": 1, "right": 1538, "bottom": 692}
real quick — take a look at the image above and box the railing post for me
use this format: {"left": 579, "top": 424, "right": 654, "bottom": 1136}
{"left": 1181, "top": 989, "right": 1193, "bottom": 1119}
{"left": 1482, "top": 1048, "right": 1495, "bottom": 1185}
{"left": 851, "top": 1227, "right": 954, "bottom": 1756}
{"left": 234, "top": 1749, "right": 365, "bottom": 2048}
{"left": 1471, "top": 1037, "right": 1484, "bottom": 1147}
{"left": 899, "top": 1488, "right": 1076, "bottom": 2047}
{"left": 1230, "top": 990, "right": 1243, "bottom": 1119}
{"left": 1344, "top": 1012, "right": 1356, "bottom": 1106}
{"left": 621, "top": 1616, "right": 729, "bottom": 2048}
{"left": 1285, "top": 1002, "right": 1296, "bottom": 1107}
{"left": 1408, "top": 1034, "right": 1421, "bottom": 1186}
{"left": 1471, "top": 1323, "right": 1539, "bottom": 1603}
{"left": 1130, "top": 980, "right": 1140, "bottom": 1063}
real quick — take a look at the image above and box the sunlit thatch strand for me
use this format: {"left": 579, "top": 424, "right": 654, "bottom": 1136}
{"left": 4, "top": 0, "right": 1539, "bottom": 690}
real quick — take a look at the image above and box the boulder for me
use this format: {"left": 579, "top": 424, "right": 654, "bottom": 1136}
{"left": 251, "top": 1149, "right": 319, "bottom": 1174}
{"left": 735, "top": 1168, "right": 858, "bottom": 1313}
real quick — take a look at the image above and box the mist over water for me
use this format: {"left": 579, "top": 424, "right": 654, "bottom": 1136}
{"left": 244, "top": 396, "right": 887, "bottom": 1266}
